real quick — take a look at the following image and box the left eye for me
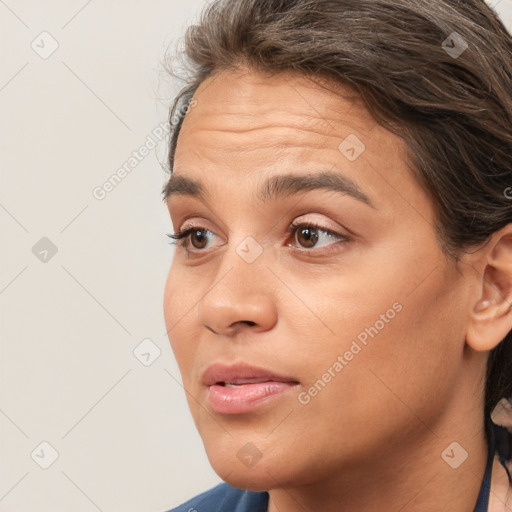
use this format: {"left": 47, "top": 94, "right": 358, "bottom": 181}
{"left": 166, "top": 222, "right": 350, "bottom": 253}
{"left": 288, "top": 223, "right": 349, "bottom": 250}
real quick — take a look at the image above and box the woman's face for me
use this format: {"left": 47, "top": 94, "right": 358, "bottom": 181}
{"left": 163, "top": 69, "right": 477, "bottom": 490}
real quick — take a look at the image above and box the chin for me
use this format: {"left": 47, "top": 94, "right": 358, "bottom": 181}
{"left": 203, "top": 446, "right": 285, "bottom": 491}
{"left": 215, "top": 465, "right": 277, "bottom": 492}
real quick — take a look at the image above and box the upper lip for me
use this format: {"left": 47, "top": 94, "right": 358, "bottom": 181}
{"left": 202, "top": 362, "right": 299, "bottom": 387}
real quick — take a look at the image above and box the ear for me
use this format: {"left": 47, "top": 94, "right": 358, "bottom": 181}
{"left": 466, "top": 224, "right": 512, "bottom": 352}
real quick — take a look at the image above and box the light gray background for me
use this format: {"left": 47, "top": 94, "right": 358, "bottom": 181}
{"left": 1, "top": 1, "right": 511, "bottom": 511}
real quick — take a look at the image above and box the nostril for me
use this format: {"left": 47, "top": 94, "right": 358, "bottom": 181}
{"left": 242, "top": 321, "right": 256, "bottom": 326}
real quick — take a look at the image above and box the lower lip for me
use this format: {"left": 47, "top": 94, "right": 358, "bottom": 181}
{"left": 207, "top": 381, "right": 298, "bottom": 414}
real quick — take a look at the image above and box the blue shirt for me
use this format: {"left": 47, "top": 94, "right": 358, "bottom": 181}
{"left": 167, "top": 419, "right": 511, "bottom": 512}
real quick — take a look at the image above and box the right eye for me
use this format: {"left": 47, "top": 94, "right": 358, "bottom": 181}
{"left": 167, "top": 226, "right": 220, "bottom": 252}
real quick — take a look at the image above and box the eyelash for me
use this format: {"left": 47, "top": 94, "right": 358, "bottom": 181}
{"left": 166, "top": 220, "right": 351, "bottom": 255}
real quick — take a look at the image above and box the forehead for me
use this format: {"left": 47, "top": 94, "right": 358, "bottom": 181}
{"left": 181, "top": 68, "right": 377, "bottom": 137}
{"left": 169, "top": 68, "right": 428, "bottom": 221}
{"left": 173, "top": 68, "right": 392, "bottom": 175}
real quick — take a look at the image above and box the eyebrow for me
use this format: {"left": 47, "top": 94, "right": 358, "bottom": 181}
{"left": 162, "top": 170, "right": 375, "bottom": 208}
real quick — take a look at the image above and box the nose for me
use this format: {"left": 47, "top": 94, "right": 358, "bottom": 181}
{"left": 196, "top": 244, "right": 278, "bottom": 337}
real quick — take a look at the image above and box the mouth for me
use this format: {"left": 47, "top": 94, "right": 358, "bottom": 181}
{"left": 216, "top": 377, "right": 297, "bottom": 388}
{"left": 202, "top": 363, "right": 300, "bottom": 414}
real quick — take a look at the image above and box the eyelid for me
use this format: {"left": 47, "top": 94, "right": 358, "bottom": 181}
{"left": 177, "top": 213, "right": 346, "bottom": 239}
{"left": 285, "top": 220, "right": 351, "bottom": 253}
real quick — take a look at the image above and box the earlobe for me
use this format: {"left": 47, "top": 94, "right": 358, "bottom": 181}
{"left": 466, "top": 226, "right": 512, "bottom": 353}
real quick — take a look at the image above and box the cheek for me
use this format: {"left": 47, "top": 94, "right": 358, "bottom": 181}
{"left": 163, "top": 270, "right": 178, "bottom": 345}
{"left": 163, "top": 266, "right": 197, "bottom": 372}
{"left": 282, "top": 294, "right": 461, "bottom": 476}
{"left": 381, "top": 288, "right": 462, "bottom": 411}
{"left": 292, "top": 256, "right": 464, "bottom": 434}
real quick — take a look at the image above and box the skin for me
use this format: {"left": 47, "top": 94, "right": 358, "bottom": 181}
{"left": 163, "top": 68, "right": 512, "bottom": 512}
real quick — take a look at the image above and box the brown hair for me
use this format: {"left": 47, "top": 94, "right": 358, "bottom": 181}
{"left": 163, "top": 0, "right": 512, "bottom": 424}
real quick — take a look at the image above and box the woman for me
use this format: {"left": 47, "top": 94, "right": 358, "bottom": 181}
{"left": 161, "top": 0, "right": 512, "bottom": 510}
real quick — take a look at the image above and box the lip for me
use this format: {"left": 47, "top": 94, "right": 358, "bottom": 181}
{"left": 202, "top": 362, "right": 300, "bottom": 414}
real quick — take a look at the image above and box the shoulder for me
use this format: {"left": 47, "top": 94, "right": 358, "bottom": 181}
{"left": 163, "top": 482, "right": 268, "bottom": 512}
